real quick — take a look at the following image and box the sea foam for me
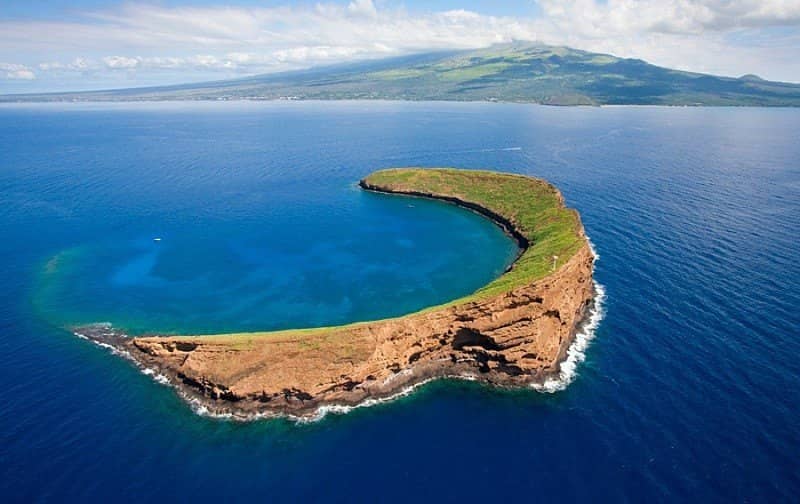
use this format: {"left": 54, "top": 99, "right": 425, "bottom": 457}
{"left": 531, "top": 280, "right": 606, "bottom": 393}
{"left": 531, "top": 238, "right": 606, "bottom": 392}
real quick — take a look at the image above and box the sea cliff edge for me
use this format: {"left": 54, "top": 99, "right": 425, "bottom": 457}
{"left": 75, "top": 168, "right": 596, "bottom": 419}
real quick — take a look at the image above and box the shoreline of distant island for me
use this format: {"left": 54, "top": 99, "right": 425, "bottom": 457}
{"left": 4, "top": 43, "right": 800, "bottom": 107}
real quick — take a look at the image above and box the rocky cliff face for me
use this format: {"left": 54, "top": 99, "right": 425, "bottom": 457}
{"left": 120, "top": 241, "right": 594, "bottom": 418}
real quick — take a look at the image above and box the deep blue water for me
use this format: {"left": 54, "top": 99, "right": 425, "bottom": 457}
{"left": 1, "top": 102, "right": 799, "bottom": 501}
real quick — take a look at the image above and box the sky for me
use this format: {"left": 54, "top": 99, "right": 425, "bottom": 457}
{"left": 2, "top": 0, "right": 800, "bottom": 93}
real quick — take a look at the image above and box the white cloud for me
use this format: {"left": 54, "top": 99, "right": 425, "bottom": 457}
{"left": 38, "top": 58, "right": 93, "bottom": 72}
{"left": 537, "top": 0, "right": 800, "bottom": 36}
{"left": 0, "top": 62, "right": 35, "bottom": 80}
{"left": 0, "top": 0, "right": 799, "bottom": 88}
{"left": 139, "top": 56, "right": 185, "bottom": 69}
{"left": 347, "top": 0, "right": 378, "bottom": 18}
{"left": 103, "top": 56, "right": 140, "bottom": 69}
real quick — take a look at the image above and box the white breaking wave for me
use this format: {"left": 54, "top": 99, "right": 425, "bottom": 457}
{"left": 141, "top": 368, "right": 171, "bottom": 385}
{"left": 179, "top": 373, "right": 480, "bottom": 423}
{"left": 531, "top": 237, "right": 605, "bottom": 393}
{"left": 296, "top": 373, "right": 479, "bottom": 424}
{"left": 75, "top": 330, "right": 174, "bottom": 392}
{"left": 530, "top": 281, "right": 606, "bottom": 393}
{"left": 75, "top": 330, "right": 132, "bottom": 359}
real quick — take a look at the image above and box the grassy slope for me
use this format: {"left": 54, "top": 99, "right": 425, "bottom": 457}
{"left": 356, "top": 44, "right": 800, "bottom": 106}
{"left": 191, "top": 168, "right": 585, "bottom": 342}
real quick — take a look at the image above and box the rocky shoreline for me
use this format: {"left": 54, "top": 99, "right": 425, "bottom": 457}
{"left": 74, "top": 169, "right": 596, "bottom": 420}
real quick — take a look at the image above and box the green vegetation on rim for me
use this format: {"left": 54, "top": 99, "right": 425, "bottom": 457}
{"left": 364, "top": 168, "right": 583, "bottom": 299}
{"left": 185, "top": 167, "right": 585, "bottom": 343}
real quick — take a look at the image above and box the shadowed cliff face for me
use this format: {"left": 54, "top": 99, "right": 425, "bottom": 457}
{"left": 76, "top": 169, "right": 594, "bottom": 418}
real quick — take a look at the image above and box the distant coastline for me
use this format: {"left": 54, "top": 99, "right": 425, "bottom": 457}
{"left": 4, "top": 43, "right": 800, "bottom": 107}
{"left": 76, "top": 168, "right": 597, "bottom": 419}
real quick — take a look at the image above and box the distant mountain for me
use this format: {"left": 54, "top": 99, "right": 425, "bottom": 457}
{"left": 4, "top": 43, "right": 800, "bottom": 106}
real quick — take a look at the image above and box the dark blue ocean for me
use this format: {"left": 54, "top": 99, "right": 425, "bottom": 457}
{"left": 1, "top": 102, "right": 798, "bottom": 501}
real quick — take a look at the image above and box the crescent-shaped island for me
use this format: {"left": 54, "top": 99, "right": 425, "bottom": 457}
{"left": 76, "top": 168, "right": 597, "bottom": 419}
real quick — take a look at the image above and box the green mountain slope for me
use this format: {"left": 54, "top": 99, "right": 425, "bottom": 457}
{"left": 4, "top": 43, "right": 800, "bottom": 106}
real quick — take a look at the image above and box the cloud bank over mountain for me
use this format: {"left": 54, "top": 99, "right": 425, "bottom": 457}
{"left": 1, "top": 0, "right": 799, "bottom": 92}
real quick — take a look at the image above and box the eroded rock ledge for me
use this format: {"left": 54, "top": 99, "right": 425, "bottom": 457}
{"left": 76, "top": 168, "right": 595, "bottom": 419}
